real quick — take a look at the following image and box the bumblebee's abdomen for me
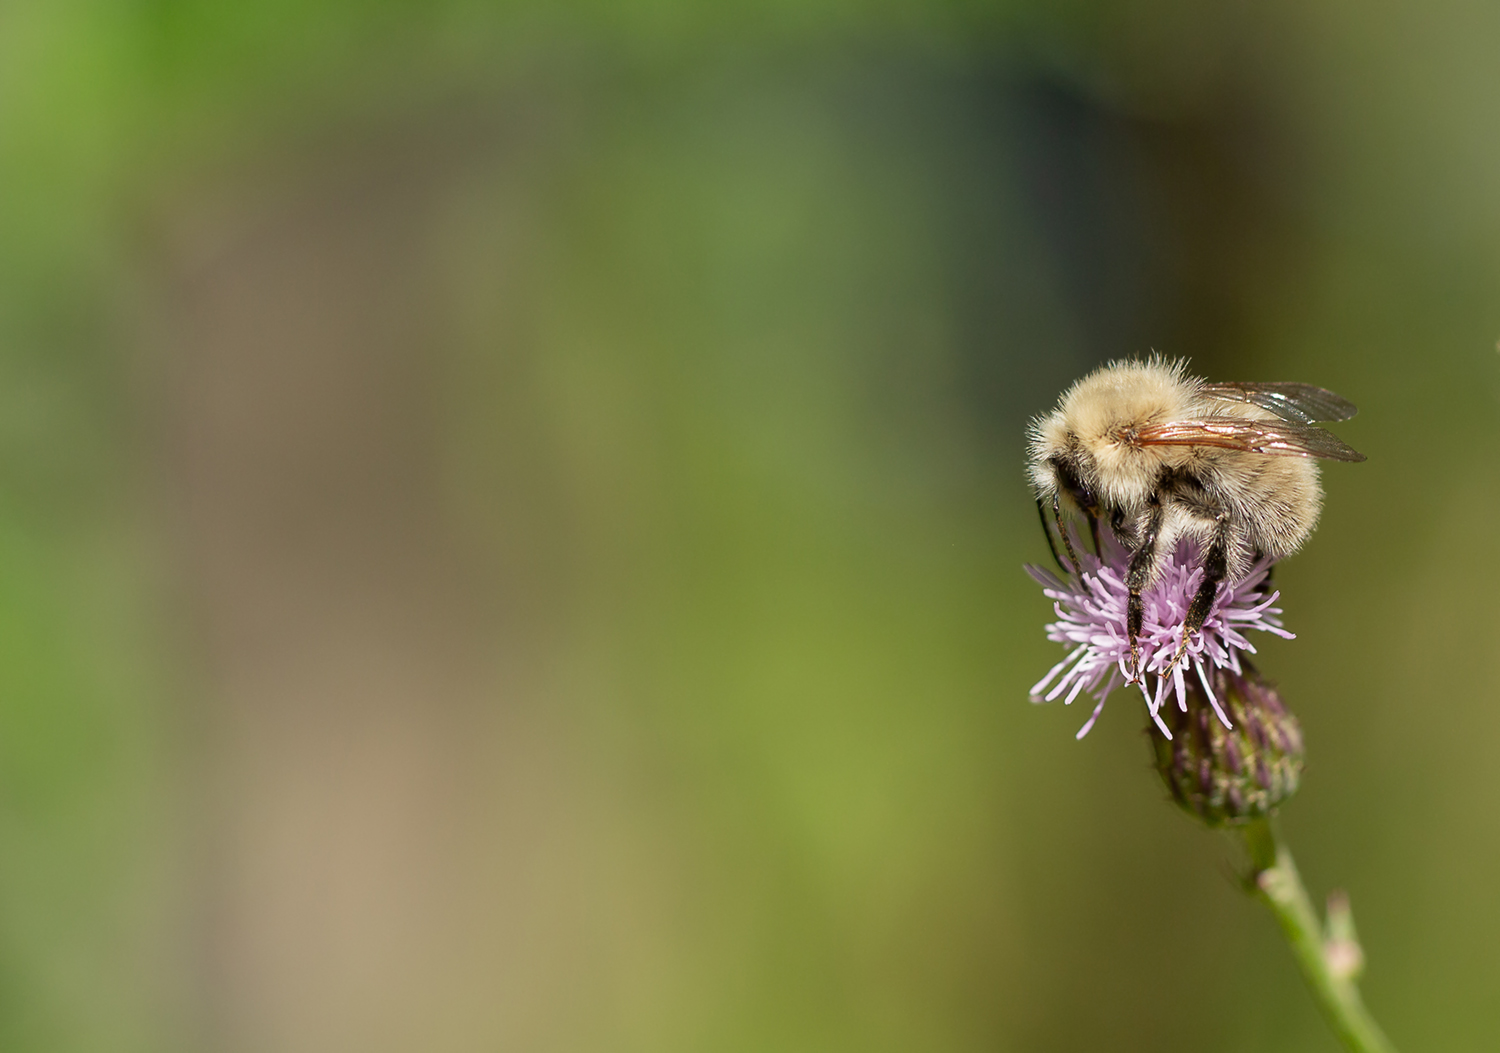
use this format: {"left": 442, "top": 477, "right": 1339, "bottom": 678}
{"left": 1209, "top": 452, "right": 1323, "bottom": 559}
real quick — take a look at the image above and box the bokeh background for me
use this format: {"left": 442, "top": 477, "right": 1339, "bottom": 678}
{"left": 1, "top": 1, "right": 1496, "bottom": 1050}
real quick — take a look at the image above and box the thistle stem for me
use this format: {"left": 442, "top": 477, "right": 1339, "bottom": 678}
{"left": 1240, "top": 818, "right": 1397, "bottom": 1053}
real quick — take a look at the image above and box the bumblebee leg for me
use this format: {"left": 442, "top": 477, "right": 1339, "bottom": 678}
{"left": 1087, "top": 512, "right": 1102, "bottom": 559}
{"left": 1036, "top": 496, "right": 1066, "bottom": 572}
{"left": 1124, "top": 497, "right": 1165, "bottom": 680}
{"left": 1053, "top": 494, "right": 1082, "bottom": 575}
{"left": 1168, "top": 515, "right": 1231, "bottom": 672}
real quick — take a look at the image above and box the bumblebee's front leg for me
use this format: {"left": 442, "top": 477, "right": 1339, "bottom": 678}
{"left": 1052, "top": 494, "right": 1082, "bottom": 574}
{"left": 1036, "top": 496, "right": 1066, "bottom": 572}
{"left": 1124, "top": 496, "right": 1165, "bottom": 680}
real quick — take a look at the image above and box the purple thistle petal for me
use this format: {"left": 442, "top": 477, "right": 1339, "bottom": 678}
{"left": 1030, "top": 644, "right": 1086, "bottom": 699}
{"left": 1075, "top": 692, "right": 1109, "bottom": 739}
{"left": 1026, "top": 528, "right": 1293, "bottom": 739}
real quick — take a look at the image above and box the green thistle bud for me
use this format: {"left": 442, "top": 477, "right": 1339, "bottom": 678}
{"left": 1150, "top": 661, "right": 1304, "bottom": 826}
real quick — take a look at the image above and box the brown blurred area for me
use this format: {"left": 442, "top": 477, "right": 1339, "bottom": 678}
{"left": 156, "top": 119, "right": 629, "bottom": 1048}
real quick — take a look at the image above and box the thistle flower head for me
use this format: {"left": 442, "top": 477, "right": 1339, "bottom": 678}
{"left": 1151, "top": 662, "right": 1304, "bottom": 825}
{"left": 1027, "top": 530, "right": 1294, "bottom": 740}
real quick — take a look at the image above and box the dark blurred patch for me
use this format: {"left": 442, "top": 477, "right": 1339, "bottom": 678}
{"left": 931, "top": 65, "right": 1308, "bottom": 440}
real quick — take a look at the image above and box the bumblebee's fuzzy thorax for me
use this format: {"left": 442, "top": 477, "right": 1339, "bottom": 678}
{"left": 1055, "top": 357, "right": 1199, "bottom": 434}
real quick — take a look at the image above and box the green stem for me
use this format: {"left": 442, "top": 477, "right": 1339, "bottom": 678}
{"left": 1240, "top": 818, "right": 1397, "bottom": 1053}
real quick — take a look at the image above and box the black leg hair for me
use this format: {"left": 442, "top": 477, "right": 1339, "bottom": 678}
{"left": 1185, "top": 515, "right": 1232, "bottom": 636}
{"left": 1053, "top": 494, "right": 1082, "bottom": 575}
{"left": 1124, "top": 496, "right": 1165, "bottom": 678}
{"left": 1036, "top": 496, "right": 1066, "bottom": 573}
{"left": 1165, "top": 513, "right": 1232, "bottom": 675}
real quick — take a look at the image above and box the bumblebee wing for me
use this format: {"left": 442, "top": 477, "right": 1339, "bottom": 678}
{"left": 1200, "top": 382, "right": 1358, "bottom": 423}
{"left": 1135, "top": 419, "right": 1366, "bottom": 461}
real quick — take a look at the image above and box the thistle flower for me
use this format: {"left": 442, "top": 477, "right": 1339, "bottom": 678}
{"left": 1026, "top": 530, "right": 1294, "bottom": 740}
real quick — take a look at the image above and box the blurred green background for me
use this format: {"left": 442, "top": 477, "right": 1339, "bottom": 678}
{"left": 1, "top": 1, "right": 1496, "bottom": 1050}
